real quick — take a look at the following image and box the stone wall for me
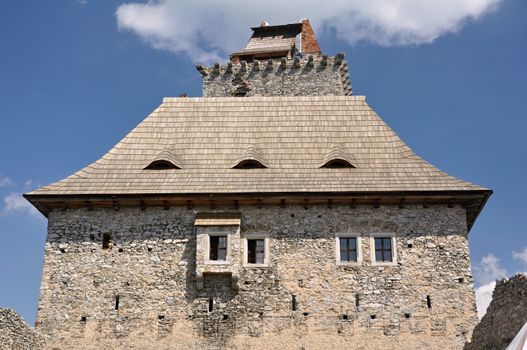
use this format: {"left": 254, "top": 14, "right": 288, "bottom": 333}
{"left": 0, "top": 308, "right": 45, "bottom": 350}
{"left": 199, "top": 55, "right": 352, "bottom": 97}
{"left": 36, "top": 204, "right": 477, "bottom": 349}
{"left": 465, "top": 273, "right": 527, "bottom": 350}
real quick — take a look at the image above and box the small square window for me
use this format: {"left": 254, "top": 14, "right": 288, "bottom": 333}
{"left": 335, "top": 234, "right": 362, "bottom": 265}
{"left": 339, "top": 237, "right": 358, "bottom": 262}
{"left": 244, "top": 235, "right": 270, "bottom": 267}
{"left": 369, "top": 234, "right": 397, "bottom": 266}
{"left": 247, "top": 239, "right": 265, "bottom": 264}
{"left": 374, "top": 237, "right": 393, "bottom": 262}
{"left": 209, "top": 236, "right": 227, "bottom": 261}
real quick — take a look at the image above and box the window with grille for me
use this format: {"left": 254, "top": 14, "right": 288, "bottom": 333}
{"left": 209, "top": 236, "right": 227, "bottom": 261}
{"left": 339, "top": 237, "right": 358, "bottom": 262}
{"left": 374, "top": 237, "right": 393, "bottom": 262}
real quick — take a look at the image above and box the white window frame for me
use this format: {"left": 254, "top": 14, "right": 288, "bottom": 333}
{"left": 369, "top": 233, "right": 397, "bottom": 266}
{"left": 204, "top": 232, "right": 231, "bottom": 265}
{"left": 243, "top": 233, "right": 270, "bottom": 267}
{"left": 335, "top": 233, "right": 362, "bottom": 266}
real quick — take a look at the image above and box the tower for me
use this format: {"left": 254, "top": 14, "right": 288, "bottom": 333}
{"left": 26, "top": 20, "right": 491, "bottom": 350}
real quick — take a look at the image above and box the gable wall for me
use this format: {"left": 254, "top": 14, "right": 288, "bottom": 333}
{"left": 37, "top": 204, "right": 477, "bottom": 349}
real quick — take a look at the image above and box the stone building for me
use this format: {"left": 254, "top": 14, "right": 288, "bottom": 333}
{"left": 25, "top": 20, "right": 492, "bottom": 349}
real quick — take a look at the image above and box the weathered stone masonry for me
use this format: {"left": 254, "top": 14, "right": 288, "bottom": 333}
{"left": 465, "top": 273, "right": 527, "bottom": 350}
{"left": 37, "top": 204, "right": 477, "bottom": 349}
{"left": 199, "top": 55, "right": 352, "bottom": 97}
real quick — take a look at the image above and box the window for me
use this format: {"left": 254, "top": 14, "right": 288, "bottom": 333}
{"left": 374, "top": 237, "right": 393, "bottom": 262}
{"left": 320, "top": 159, "right": 355, "bottom": 168}
{"left": 247, "top": 239, "right": 265, "bottom": 264}
{"left": 232, "top": 159, "right": 266, "bottom": 169}
{"left": 144, "top": 160, "right": 180, "bottom": 170}
{"left": 339, "top": 237, "right": 358, "bottom": 262}
{"left": 244, "top": 234, "right": 270, "bottom": 266}
{"left": 335, "top": 234, "right": 362, "bottom": 265}
{"left": 209, "top": 236, "right": 227, "bottom": 261}
{"left": 369, "top": 233, "right": 397, "bottom": 266}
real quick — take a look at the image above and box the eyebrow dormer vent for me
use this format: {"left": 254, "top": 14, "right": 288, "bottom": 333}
{"left": 144, "top": 148, "right": 182, "bottom": 170}
{"left": 320, "top": 145, "right": 356, "bottom": 169}
{"left": 232, "top": 146, "right": 268, "bottom": 169}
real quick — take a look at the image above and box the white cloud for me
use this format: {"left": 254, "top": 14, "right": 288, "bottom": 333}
{"left": 475, "top": 280, "right": 496, "bottom": 319}
{"left": 3, "top": 192, "right": 41, "bottom": 218}
{"left": 116, "top": 0, "right": 503, "bottom": 63}
{"left": 0, "top": 176, "right": 14, "bottom": 188}
{"left": 473, "top": 254, "right": 508, "bottom": 286}
{"left": 513, "top": 247, "right": 527, "bottom": 265}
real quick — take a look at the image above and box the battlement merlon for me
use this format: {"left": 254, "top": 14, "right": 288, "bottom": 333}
{"left": 196, "top": 53, "right": 352, "bottom": 97}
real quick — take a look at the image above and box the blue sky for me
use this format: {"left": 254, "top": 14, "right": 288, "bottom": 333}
{"left": 0, "top": 0, "right": 526, "bottom": 325}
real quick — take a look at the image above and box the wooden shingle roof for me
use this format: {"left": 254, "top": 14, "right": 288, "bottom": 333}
{"left": 27, "top": 96, "right": 488, "bottom": 196}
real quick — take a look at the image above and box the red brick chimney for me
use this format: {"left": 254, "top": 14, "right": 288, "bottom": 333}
{"left": 300, "top": 19, "right": 321, "bottom": 55}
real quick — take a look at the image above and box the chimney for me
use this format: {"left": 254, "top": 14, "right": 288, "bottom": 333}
{"left": 300, "top": 19, "right": 321, "bottom": 56}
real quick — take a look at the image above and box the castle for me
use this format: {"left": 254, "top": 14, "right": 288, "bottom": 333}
{"left": 25, "top": 20, "right": 491, "bottom": 349}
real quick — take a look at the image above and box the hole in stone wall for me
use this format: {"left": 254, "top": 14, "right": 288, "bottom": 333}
{"left": 317, "top": 215, "right": 322, "bottom": 218}
{"left": 102, "top": 233, "right": 111, "bottom": 250}
{"left": 80, "top": 316, "right": 87, "bottom": 324}
{"left": 405, "top": 313, "right": 411, "bottom": 319}
{"left": 290, "top": 213, "right": 295, "bottom": 218}
{"left": 427, "top": 295, "right": 432, "bottom": 309}
{"left": 355, "top": 294, "right": 360, "bottom": 307}
{"left": 303, "top": 312, "right": 309, "bottom": 317}
{"left": 291, "top": 295, "right": 297, "bottom": 311}
{"left": 118, "top": 248, "right": 124, "bottom": 253}
{"left": 407, "top": 243, "right": 413, "bottom": 248}
{"left": 370, "top": 315, "right": 376, "bottom": 319}
{"left": 458, "top": 278, "right": 465, "bottom": 283}
{"left": 115, "top": 295, "right": 120, "bottom": 310}
{"left": 59, "top": 248, "right": 66, "bottom": 254}
{"left": 147, "top": 247, "right": 153, "bottom": 252}
{"left": 342, "top": 314, "right": 349, "bottom": 320}
{"left": 208, "top": 298, "right": 213, "bottom": 312}
{"left": 158, "top": 315, "right": 165, "bottom": 321}
{"left": 89, "top": 234, "right": 95, "bottom": 241}
{"left": 222, "top": 314, "right": 229, "bottom": 320}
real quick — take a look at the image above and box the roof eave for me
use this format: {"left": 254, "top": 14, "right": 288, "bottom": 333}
{"left": 24, "top": 189, "right": 492, "bottom": 232}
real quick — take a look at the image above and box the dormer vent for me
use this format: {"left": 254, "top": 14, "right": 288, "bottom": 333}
{"left": 320, "top": 145, "right": 356, "bottom": 169}
{"left": 144, "top": 147, "right": 181, "bottom": 170}
{"left": 232, "top": 146, "right": 268, "bottom": 169}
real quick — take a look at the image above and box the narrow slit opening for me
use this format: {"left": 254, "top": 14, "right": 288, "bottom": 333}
{"left": 115, "top": 295, "right": 120, "bottom": 310}
{"left": 291, "top": 295, "right": 297, "bottom": 311}
{"left": 427, "top": 295, "right": 432, "bottom": 309}
{"left": 102, "top": 233, "right": 111, "bottom": 250}
{"left": 208, "top": 298, "right": 213, "bottom": 312}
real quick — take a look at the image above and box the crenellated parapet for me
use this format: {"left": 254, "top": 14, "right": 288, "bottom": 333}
{"left": 196, "top": 53, "right": 352, "bottom": 97}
